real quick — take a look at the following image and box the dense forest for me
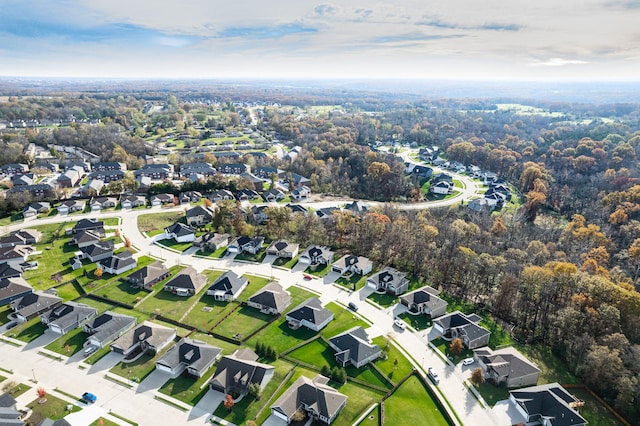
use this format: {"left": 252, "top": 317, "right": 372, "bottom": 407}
{"left": 1, "top": 85, "right": 640, "bottom": 422}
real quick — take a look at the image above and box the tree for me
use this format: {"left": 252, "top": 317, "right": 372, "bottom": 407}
{"left": 223, "top": 394, "right": 235, "bottom": 412}
{"left": 470, "top": 368, "right": 485, "bottom": 386}
{"left": 124, "top": 237, "right": 132, "bottom": 248}
{"left": 248, "top": 382, "right": 261, "bottom": 400}
{"left": 36, "top": 386, "right": 47, "bottom": 403}
{"left": 94, "top": 268, "right": 103, "bottom": 278}
{"left": 449, "top": 338, "right": 464, "bottom": 356}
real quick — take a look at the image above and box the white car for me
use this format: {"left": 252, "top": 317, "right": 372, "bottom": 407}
{"left": 428, "top": 367, "right": 440, "bottom": 384}
{"left": 393, "top": 319, "right": 406, "bottom": 330}
{"left": 83, "top": 346, "right": 97, "bottom": 357}
{"left": 462, "top": 357, "right": 475, "bottom": 366}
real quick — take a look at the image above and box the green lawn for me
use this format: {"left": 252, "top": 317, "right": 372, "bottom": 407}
{"left": 196, "top": 246, "right": 227, "bottom": 258}
{"left": 474, "top": 381, "right": 510, "bottom": 406}
{"left": 372, "top": 336, "right": 414, "bottom": 383}
{"left": 272, "top": 256, "right": 298, "bottom": 269}
{"left": 287, "top": 286, "right": 319, "bottom": 308}
{"left": 150, "top": 319, "right": 192, "bottom": 338}
{"left": 397, "top": 312, "right": 431, "bottom": 330}
{"left": 137, "top": 285, "right": 207, "bottom": 321}
{"left": 99, "top": 278, "right": 152, "bottom": 306}
{"left": 384, "top": 375, "right": 450, "bottom": 426}
{"left": 239, "top": 274, "right": 271, "bottom": 301}
{"left": 335, "top": 273, "right": 368, "bottom": 291}
{"left": 84, "top": 345, "right": 112, "bottom": 365}
{"left": 367, "top": 292, "right": 397, "bottom": 308}
{"left": 6, "top": 318, "right": 48, "bottom": 343}
{"left": 181, "top": 296, "right": 239, "bottom": 330}
{"left": 110, "top": 347, "right": 169, "bottom": 383}
{"left": 235, "top": 250, "right": 266, "bottom": 262}
{"left": 330, "top": 381, "right": 386, "bottom": 426}
{"left": 26, "top": 394, "right": 81, "bottom": 425}
{"left": 569, "top": 388, "right": 626, "bottom": 426}
{"left": 158, "top": 369, "right": 215, "bottom": 406}
{"left": 0, "top": 213, "right": 22, "bottom": 226}
{"left": 305, "top": 262, "right": 331, "bottom": 277}
{"left": 321, "top": 302, "right": 369, "bottom": 337}
{"left": 189, "top": 332, "right": 239, "bottom": 356}
{"left": 516, "top": 344, "right": 579, "bottom": 385}
{"left": 432, "top": 337, "right": 474, "bottom": 365}
{"left": 213, "top": 306, "right": 273, "bottom": 341}
{"left": 74, "top": 297, "right": 116, "bottom": 314}
{"left": 4, "top": 383, "right": 31, "bottom": 398}
{"left": 356, "top": 404, "right": 379, "bottom": 425}
{"left": 137, "top": 211, "right": 184, "bottom": 234}
{"left": 247, "top": 318, "right": 318, "bottom": 354}
{"left": 156, "top": 239, "right": 193, "bottom": 252}
{"left": 0, "top": 305, "right": 12, "bottom": 325}
{"left": 55, "top": 281, "right": 85, "bottom": 301}
{"left": 44, "top": 328, "right": 88, "bottom": 356}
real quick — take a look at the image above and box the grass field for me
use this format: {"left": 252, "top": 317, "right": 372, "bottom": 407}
{"left": 272, "top": 256, "right": 298, "bottom": 269}
{"left": 367, "top": 291, "right": 397, "bottom": 308}
{"left": 397, "top": 312, "right": 431, "bottom": 330}
{"left": 569, "top": 387, "right": 626, "bottom": 426}
{"left": 137, "top": 211, "right": 184, "bottom": 234}
{"left": 158, "top": 369, "right": 215, "bottom": 406}
{"left": 384, "top": 375, "right": 450, "bottom": 426}
{"left": 474, "top": 381, "right": 510, "bottom": 406}
{"left": 213, "top": 306, "right": 273, "bottom": 340}
{"left": 335, "top": 273, "right": 368, "bottom": 291}
{"left": 305, "top": 262, "right": 331, "bottom": 277}
{"left": 321, "top": 302, "right": 368, "bottom": 337}
{"left": 372, "top": 336, "right": 414, "bottom": 383}
{"left": 26, "top": 394, "right": 82, "bottom": 425}
{"left": 6, "top": 318, "right": 48, "bottom": 343}
{"left": 44, "top": 327, "right": 87, "bottom": 356}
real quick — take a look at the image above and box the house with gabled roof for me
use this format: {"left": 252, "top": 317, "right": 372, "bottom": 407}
{"left": 433, "top": 311, "right": 491, "bottom": 349}
{"left": 180, "top": 163, "right": 217, "bottom": 178}
{"left": 329, "top": 326, "right": 381, "bottom": 368}
{"left": 22, "top": 202, "right": 51, "bottom": 218}
{"left": 290, "top": 185, "right": 311, "bottom": 200}
{"left": 209, "top": 348, "right": 275, "bottom": 396}
{"left": 227, "top": 236, "right": 264, "bottom": 255}
{"left": 0, "top": 277, "right": 32, "bottom": 306}
{"left": 366, "top": 267, "right": 409, "bottom": 296}
{"left": 399, "top": 286, "right": 448, "bottom": 319}
{"left": 72, "top": 230, "right": 102, "bottom": 248}
{"left": 286, "top": 297, "right": 333, "bottom": 332}
{"left": 57, "top": 199, "right": 86, "bottom": 215}
{"left": 343, "top": 201, "right": 368, "bottom": 215}
{"left": 286, "top": 203, "right": 308, "bottom": 216}
{"left": 134, "top": 163, "right": 173, "bottom": 180}
{"left": 11, "top": 173, "right": 35, "bottom": 186}
{"left": 185, "top": 205, "right": 215, "bottom": 226}
{"left": 127, "top": 261, "right": 170, "bottom": 289}
{"left": 11, "top": 291, "right": 62, "bottom": 323}
{"left": 431, "top": 180, "right": 454, "bottom": 195}
{"left": 120, "top": 194, "right": 146, "bottom": 209}
{"left": 0, "top": 229, "right": 42, "bottom": 248}
{"left": 110, "top": 321, "right": 176, "bottom": 356}
{"left": 247, "top": 282, "right": 291, "bottom": 315}
{"left": 164, "top": 222, "right": 195, "bottom": 243}
{"left": 266, "top": 240, "right": 299, "bottom": 259}
{"left": 474, "top": 346, "right": 541, "bottom": 388}
{"left": 150, "top": 193, "right": 175, "bottom": 206}
{"left": 509, "top": 383, "right": 587, "bottom": 426}
{"left": 235, "top": 189, "right": 260, "bottom": 201}
{"left": 179, "top": 191, "right": 202, "bottom": 204}
{"left": 271, "top": 374, "right": 347, "bottom": 425}
{"left": 0, "top": 263, "right": 23, "bottom": 280}
{"left": 90, "top": 196, "right": 117, "bottom": 211}
{"left": 255, "top": 166, "right": 285, "bottom": 179}
{"left": 331, "top": 254, "right": 373, "bottom": 276}
{"left": 155, "top": 338, "right": 222, "bottom": 378}
{"left": 218, "top": 163, "right": 250, "bottom": 175}
{"left": 164, "top": 266, "right": 207, "bottom": 296}
{"left": 71, "top": 218, "right": 104, "bottom": 235}
{"left": 206, "top": 271, "right": 248, "bottom": 302}
{"left": 83, "top": 311, "right": 136, "bottom": 348}
{"left": 193, "top": 232, "right": 230, "bottom": 252}
{"left": 207, "top": 189, "right": 234, "bottom": 202}
{"left": 97, "top": 250, "right": 137, "bottom": 275}
{"left": 79, "top": 240, "right": 114, "bottom": 262}
{"left": 262, "top": 189, "right": 286, "bottom": 202}
{"left": 41, "top": 302, "right": 97, "bottom": 334}
{"left": 0, "top": 246, "right": 32, "bottom": 266}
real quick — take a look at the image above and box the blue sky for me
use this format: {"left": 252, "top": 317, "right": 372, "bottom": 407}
{"left": 2, "top": 0, "right": 640, "bottom": 81}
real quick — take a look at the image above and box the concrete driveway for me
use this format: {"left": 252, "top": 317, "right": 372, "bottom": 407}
{"left": 88, "top": 351, "right": 123, "bottom": 375}
{"left": 189, "top": 389, "right": 225, "bottom": 422}
{"left": 137, "top": 369, "right": 171, "bottom": 394}
{"left": 492, "top": 399, "right": 527, "bottom": 425}
{"left": 261, "top": 413, "right": 288, "bottom": 426}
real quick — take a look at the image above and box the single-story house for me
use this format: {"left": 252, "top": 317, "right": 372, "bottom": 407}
{"left": 164, "top": 266, "right": 208, "bottom": 296}
{"left": 179, "top": 191, "right": 203, "bottom": 204}
{"left": 206, "top": 271, "right": 248, "bottom": 302}
{"left": 23, "top": 202, "right": 51, "bottom": 218}
{"left": 286, "top": 297, "right": 333, "bottom": 332}
{"left": 193, "top": 232, "right": 230, "bottom": 251}
{"left": 0, "top": 264, "right": 22, "bottom": 280}
{"left": 185, "top": 205, "right": 216, "bottom": 226}
{"left": 155, "top": 338, "right": 222, "bottom": 378}
{"left": 79, "top": 240, "right": 114, "bottom": 262}
{"left": 150, "top": 193, "right": 175, "bottom": 206}
{"left": 299, "top": 246, "right": 334, "bottom": 266}
{"left": 227, "top": 236, "right": 264, "bottom": 255}
{"left": 90, "top": 197, "right": 118, "bottom": 211}
{"left": 262, "top": 189, "right": 286, "bottom": 202}
{"left": 431, "top": 181, "right": 454, "bottom": 195}
{"left": 110, "top": 321, "right": 176, "bottom": 356}
{"left": 328, "top": 326, "right": 381, "bottom": 368}
{"left": 473, "top": 347, "right": 541, "bottom": 388}
{"left": 164, "top": 222, "right": 196, "bottom": 243}
{"left": 235, "top": 189, "right": 260, "bottom": 201}
{"left": 331, "top": 254, "right": 373, "bottom": 276}
{"left": 271, "top": 374, "right": 347, "bottom": 425}
{"left": 40, "top": 302, "right": 97, "bottom": 334}
{"left": 83, "top": 311, "right": 137, "bottom": 348}
{"left": 266, "top": 240, "right": 299, "bottom": 259}
{"left": 97, "top": 250, "right": 137, "bottom": 275}
{"left": 247, "top": 282, "right": 291, "bottom": 315}
{"left": 72, "top": 230, "right": 102, "bottom": 248}
{"left": 207, "top": 189, "right": 235, "bottom": 202}
{"left": 290, "top": 185, "right": 311, "bottom": 200}
{"left": 366, "top": 267, "right": 409, "bottom": 296}
{"left": 343, "top": 201, "right": 368, "bottom": 215}
{"left": 57, "top": 200, "right": 86, "bottom": 215}
{"left": 0, "top": 277, "right": 32, "bottom": 306}
{"left": 71, "top": 219, "right": 104, "bottom": 235}
{"left": 209, "top": 348, "right": 275, "bottom": 395}
{"left": 399, "top": 286, "right": 448, "bottom": 319}
{"left": 0, "top": 229, "right": 42, "bottom": 248}
{"left": 120, "top": 195, "right": 146, "bottom": 209}
{"left": 0, "top": 246, "right": 32, "bottom": 266}
{"left": 286, "top": 203, "right": 308, "bottom": 216}
{"left": 127, "top": 261, "right": 171, "bottom": 289}
{"left": 433, "top": 311, "right": 491, "bottom": 349}
{"left": 10, "top": 291, "right": 62, "bottom": 323}
{"left": 509, "top": 383, "right": 587, "bottom": 426}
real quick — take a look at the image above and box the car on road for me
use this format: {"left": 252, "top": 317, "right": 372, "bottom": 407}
{"left": 81, "top": 392, "right": 97, "bottom": 403}
{"left": 83, "top": 346, "right": 97, "bottom": 357}
{"left": 303, "top": 274, "right": 313, "bottom": 281}
{"left": 5, "top": 322, "right": 18, "bottom": 330}
{"left": 428, "top": 367, "right": 440, "bottom": 384}
{"left": 393, "top": 318, "right": 406, "bottom": 330}
{"left": 348, "top": 302, "right": 358, "bottom": 311}
{"left": 462, "top": 357, "right": 475, "bottom": 366}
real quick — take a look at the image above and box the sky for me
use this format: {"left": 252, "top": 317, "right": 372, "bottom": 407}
{"left": 2, "top": 0, "right": 640, "bottom": 81}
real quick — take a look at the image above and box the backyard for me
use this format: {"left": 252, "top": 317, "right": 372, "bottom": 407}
{"left": 384, "top": 375, "right": 451, "bottom": 426}
{"left": 213, "top": 306, "right": 274, "bottom": 341}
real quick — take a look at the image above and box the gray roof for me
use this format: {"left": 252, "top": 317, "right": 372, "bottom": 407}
{"left": 81, "top": 241, "right": 114, "bottom": 258}
{"left": 74, "top": 230, "right": 101, "bottom": 244}
{"left": 400, "top": 286, "right": 447, "bottom": 312}
{"left": 111, "top": 321, "right": 176, "bottom": 353}
{"left": 271, "top": 374, "right": 347, "bottom": 422}
{"left": 369, "top": 267, "right": 407, "bottom": 286}
{"left": 85, "top": 311, "right": 136, "bottom": 344}
{"left": 73, "top": 218, "right": 104, "bottom": 232}
{"left": 127, "top": 261, "right": 169, "bottom": 286}
{"left": 329, "top": 326, "right": 381, "bottom": 366}
{"left": 164, "top": 267, "right": 207, "bottom": 291}
{"left": 434, "top": 311, "right": 491, "bottom": 343}
{"left": 510, "top": 383, "right": 587, "bottom": 426}
{"left": 42, "top": 302, "right": 97, "bottom": 331}
{"left": 208, "top": 271, "right": 248, "bottom": 297}
{"left": 301, "top": 245, "right": 334, "bottom": 262}
{"left": 247, "top": 282, "right": 291, "bottom": 313}
{"left": 11, "top": 291, "right": 62, "bottom": 319}
{"left": 209, "top": 349, "right": 274, "bottom": 395}
{"left": 286, "top": 297, "right": 333, "bottom": 327}
{"left": 474, "top": 347, "right": 540, "bottom": 382}
{"left": 186, "top": 205, "right": 215, "bottom": 219}
{"left": 99, "top": 250, "right": 136, "bottom": 271}
{"left": 156, "top": 338, "right": 221, "bottom": 372}
{"left": 332, "top": 254, "right": 372, "bottom": 271}
{"left": 0, "top": 277, "right": 32, "bottom": 301}
{"left": 165, "top": 222, "right": 195, "bottom": 237}
{"left": 0, "top": 393, "right": 17, "bottom": 408}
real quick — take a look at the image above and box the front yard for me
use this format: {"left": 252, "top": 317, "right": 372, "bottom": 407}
{"left": 44, "top": 328, "right": 87, "bottom": 356}
{"left": 158, "top": 369, "right": 215, "bottom": 406}
{"left": 6, "top": 318, "right": 48, "bottom": 343}
{"left": 335, "top": 273, "right": 369, "bottom": 291}
{"left": 384, "top": 375, "right": 450, "bottom": 426}
{"left": 137, "top": 211, "right": 184, "bottom": 235}
{"left": 26, "top": 393, "right": 82, "bottom": 425}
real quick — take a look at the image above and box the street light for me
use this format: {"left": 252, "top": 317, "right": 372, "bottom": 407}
{"left": 31, "top": 369, "right": 37, "bottom": 383}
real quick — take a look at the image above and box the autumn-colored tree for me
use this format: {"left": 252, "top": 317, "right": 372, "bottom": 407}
{"left": 203, "top": 197, "right": 213, "bottom": 208}
{"left": 94, "top": 268, "right": 103, "bottom": 278}
{"left": 470, "top": 368, "right": 485, "bottom": 386}
{"left": 490, "top": 217, "right": 507, "bottom": 237}
{"left": 124, "top": 237, "right": 132, "bottom": 248}
{"left": 223, "top": 394, "right": 235, "bottom": 412}
{"left": 36, "top": 386, "right": 47, "bottom": 403}
{"left": 449, "top": 338, "right": 464, "bottom": 355}
{"left": 609, "top": 208, "right": 628, "bottom": 225}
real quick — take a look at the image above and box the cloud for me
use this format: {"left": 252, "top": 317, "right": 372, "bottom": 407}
{"left": 216, "top": 23, "right": 318, "bottom": 40}
{"left": 529, "top": 58, "right": 588, "bottom": 67}
{"left": 373, "top": 32, "right": 465, "bottom": 44}
{"left": 417, "top": 18, "right": 522, "bottom": 32}
{"left": 314, "top": 4, "right": 337, "bottom": 16}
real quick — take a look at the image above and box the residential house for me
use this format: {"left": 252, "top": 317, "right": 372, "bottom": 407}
{"left": 89, "top": 170, "right": 124, "bottom": 183}
{"left": 207, "top": 189, "right": 234, "bottom": 202}
{"left": 164, "top": 222, "right": 196, "bottom": 243}
{"left": 239, "top": 172, "right": 265, "bottom": 191}
{"left": 135, "top": 176, "right": 151, "bottom": 190}
{"left": 0, "top": 264, "right": 23, "bottom": 280}
{"left": 0, "top": 229, "right": 42, "bottom": 248}
{"left": 209, "top": 348, "right": 275, "bottom": 395}
{"left": 0, "top": 392, "right": 24, "bottom": 426}
{"left": 164, "top": 266, "right": 208, "bottom": 296}
{"left": 79, "top": 240, "right": 114, "bottom": 262}
{"left": 66, "top": 161, "right": 91, "bottom": 173}
{"left": 82, "top": 179, "right": 105, "bottom": 196}
{"left": 179, "top": 191, "right": 203, "bottom": 204}
{"left": 255, "top": 167, "right": 285, "bottom": 179}
{"left": 11, "top": 291, "right": 62, "bottom": 323}
{"left": 286, "top": 297, "right": 333, "bottom": 332}
{"left": 218, "top": 163, "right": 250, "bottom": 174}
{"left": 266, "top": 240, "right": 299, "bottom": 259}
{"left": 206, "top": 271, "right": 248, "bottom": 302}
{"left": 40, "top": 302, "right": 97, "bottom": 334}
{"left": 227, "top": 236, "right": 264, "bottom": 255}
{"left": 399, "top": 286, "right": 448, "bottom": 319}
{"left": 271, "top": 374, "right": 347, "bottom": 425}
{"left": 11, "top": 173, "right": 35, "bottom": 186}
{"left": 83, "top": 311, "right": 137, "bottom": 348}
{"left": 286, "top": 204, "right": 308, "bottom": 216}
{"left": 185, "top": 205, "right": 215, "bottom": 226}
{"left": 35, "top": 162, "right": 59, "bottom": 174}
{"left": 343, "top": 201, "right": 368, "bottom": 215}
{"left": 251, "top": 205, "right": 269, "bottom": 224}
{"left": 193, "top": 232, "right": 230, "bottom": 251}
{"left": 262, "top": 189, "right": 286, "bottom": 202}
{"left": 127, "top": 261, "right": 171, "bottom": 289}
{"left": 331, "top": 254, "right": 373, "bottom": 276}
{"left": 134, "top": 163, "right": 173, "bottom": 180}
{"left": 474, "top": 347, "right": 541, "bottom": 388}
{"left": 22, "top": 202, "right": 51, "bottom": 218}
{"left": 247, "top": 282, "right": 291, "bottom": 315}
{"left": 407, "top": 164, "right": 433, "bottom": 179}
{"left": 509, "top": 383, "right": 587, "bottom": 426}
{"left": 110, "top": 321, "right": 176, "bottom": 356}
{"left": 418, "top": 146, "right": 439, "bottom": 162}
{"left": 0, "top": 246, "right": 32, "bottom": 266}
{"left": 150, "top": 193, "right": 175, "bottom": 206}
{"left": 288, "top": 172, "right": 310, "bottom": 187}
{"left": 328, "top": 326, "right": 381, "bottom": 368}
{"left": 0, "top": 277, "right": 32, "bottom": 306}
{"left": 57, "top": 169, "right": 81, "bottom": 188}
{"left": 71, "top": 218, "right": 105, "bottom": 235}
{"left": 0, "top": 163, "right": 29, "bottom": 176}
{"left": 316, "top": 207, "right": 339, "bottom": 220}
{"left": 432, "top": 173, "right": 453, "bottom": 184}
{"left": 468, "top": 198, "right": 495, "bottom": 213}
{"left": 156, "top": 338, "right": 222, "bottom": 378}
{"left": 299, "top": 246, "right": 334, "bottom": 266}
{"left": 120, "top": 194, "right": 146, "bottom": 209}
{"left": 93, "top": 162, "right": 126, "bottom": 171}
{"left": 90, "top": 197, "right": 117, "bottom": 211}
{"left": 72, "top": 230, "right": 102, "bottom": 248}
{"left": 235, "top": 189, "right": 260, "bottom": 201}
{"left": 366, "top": 267, "right": 409, "bottom": 296}
{"left": 290, "top": 185, "right": 310, "bottom": 200}
{"left": 98, "top": 250, "right": 137, "bottom": 275}
{"left": 180, "top": 163, "right": 217, "bottom": 178}
{"left": 433, "top": 311, "right": 491, "bottom": 349}
{"left": 57, "top": 199, "right": 86, "bottom": 215}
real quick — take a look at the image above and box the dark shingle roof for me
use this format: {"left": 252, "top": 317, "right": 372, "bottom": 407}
{"left": 286, "top": 297, "right": 333, "bottom": 327}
